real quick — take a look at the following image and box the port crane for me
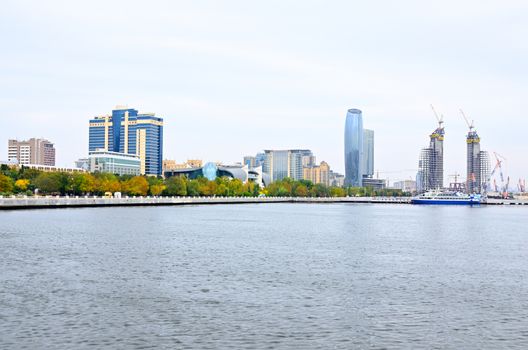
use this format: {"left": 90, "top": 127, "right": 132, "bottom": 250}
{"left": 518, "top": 179, "right": 526, "bottom": 193}
{"left": 485, "top": 152, "right": 509, "bottom": 198}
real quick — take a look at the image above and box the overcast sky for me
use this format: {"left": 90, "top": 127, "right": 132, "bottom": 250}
{"left": 1, "top": 0, "right": 526, "bottom": 184}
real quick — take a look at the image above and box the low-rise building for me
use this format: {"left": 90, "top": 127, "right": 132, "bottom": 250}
{"left": 362, "top": 176, "right": 386, "bottom": 190}
{"left": 165, "top": 163, "right": 270, "bottom": 188}
{"left": 89, "top": 151, "right": 140, "bottom": 176}
{"left": 393, "top": 180, "right": 417, "bottom": 193}
{"left": 75, "top": 158, "right": 90, "bottom": 171}
{"left": 19, "top": 164, "right": 85, "bottom": 173}
{"left": 163, "top": 159, "right": 203, "bottom": 172}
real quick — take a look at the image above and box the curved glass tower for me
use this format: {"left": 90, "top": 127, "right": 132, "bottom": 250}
{"left": 344, "top": 109, "right": 364, "bottom": 187}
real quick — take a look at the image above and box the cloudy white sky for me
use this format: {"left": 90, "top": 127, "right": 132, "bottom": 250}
{"left": 1, "top": 0, "right": 526, "bottom": 184}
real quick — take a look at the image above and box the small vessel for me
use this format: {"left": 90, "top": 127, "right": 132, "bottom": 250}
{"left": 411, "top": 190, "right": 482, "bottom": 205}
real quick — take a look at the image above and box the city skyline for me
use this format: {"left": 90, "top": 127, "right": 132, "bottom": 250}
{"left": 1, "top": 1, "right": 526, "bottom": 183}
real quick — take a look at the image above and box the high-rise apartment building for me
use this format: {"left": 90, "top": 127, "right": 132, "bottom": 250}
{"left": 303, "top": 161, "right": 330, "bottom": 186}
{"left": 418, "top": 121, "right": 444, "bottom": 192}
{"left": 466, "top": 125, "right": 490, "bottom": 194}
{"left": 363, "top": 129, "right": 374, "bottom": 177}
{"left": 8, "top": 138, "right": 56, "bottom": 166}
{"left": 344, "top": 109, "right": 364, "bottom": 187}
{"left": 263, "top": 149, "right": 313, "bottom": 182}
{"left": 88, "top": 106, "right": 163, "bottom": 176}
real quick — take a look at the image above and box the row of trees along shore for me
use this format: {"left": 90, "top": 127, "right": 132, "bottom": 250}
{"left": 0, "top": 165, "right": 409, "bottom": 197}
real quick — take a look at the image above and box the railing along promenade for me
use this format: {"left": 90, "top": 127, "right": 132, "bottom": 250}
{"left": 0, "top": 195, "right": 410, "bottom": 210}
{"left": 0, "top": 195, "right": 526, "bottom": 210}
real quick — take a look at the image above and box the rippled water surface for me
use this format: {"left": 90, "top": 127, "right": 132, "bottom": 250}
{"left": 1, "top": 204, "right": 528, "bottom": 349}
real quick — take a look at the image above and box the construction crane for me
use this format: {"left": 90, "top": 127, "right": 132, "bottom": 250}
{"left": 459, "top": 109, "right": 474, "bottom": 131}
{"left": 448, "top": 173, "right": 464, "bottom": 191}
{"left": 430, "top": 104, "right": 444, "bottom": 128}
{"left": 485, "top": 152, "right": 508, "bottom": 198}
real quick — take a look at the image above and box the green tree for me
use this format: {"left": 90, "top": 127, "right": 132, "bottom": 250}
{"left": 195, "top": 177, "right": 216, "bottom": 196}
{"left": 95, "top": 173, "right": 121, "bottom": 194}
{"left": 293, "top": 183, "right": 308, "bottom": 197}
{"left": 147, "top": 177, "right": 166, "bottom": 196}
{"left": 14, "top": 179, "right": 30, "bottom": 192}
{"left": 310, "top": 183, "right": 329, "bottom": 197}
{"left": 187, "top": 179, "right": 201, "bottom": 196}
{"left": 329, "top": 187, "right": 346, "bottom": 197}
{"left": 1, "top": 165, "right": 20, "bottom": 179}
{"left": 33, "top": 172, "right": 62, "bottom": 194}
{"left": 0, "top": 174, "right": 14, "bottom": 194}
{"left": 164, "top": 176, "right": 187, "bottom": 196}
{"left": 150, "top": 184, "right": 165, "bottom": 196}
{"left": 18, "top": 167, "right": 41, "bottom": 181}
{"left": 299, "top": 179, "right": 314, "bottom": 190}
{"left": 215, "top": 183, "right": 229, "bottom": 196}
{"left": 227, "top": 178, "right": 244, "bottom": 196}
{"left": 72, "top": 173, "right": 96, "bottom": 195}
{"left": 122, "top": 176, "right": 149, "bottom": 196}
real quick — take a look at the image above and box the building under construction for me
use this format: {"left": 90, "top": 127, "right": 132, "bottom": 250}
{"left": 462, "top": 112, "right": 490, "bottom": 194}
{"left": 417, "top": 120, "right": 444, "bottom": 192}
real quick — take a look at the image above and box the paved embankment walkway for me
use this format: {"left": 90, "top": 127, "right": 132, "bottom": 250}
{"left": 0, "top": 196, "right": 411, "bottom": 210}
{"left": 0, "top": 196, "right": 526, "bottom": 210}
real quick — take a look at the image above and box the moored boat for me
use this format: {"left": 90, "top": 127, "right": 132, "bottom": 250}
{"left": 411, "top": 190, "right": 482, "bottom": 205}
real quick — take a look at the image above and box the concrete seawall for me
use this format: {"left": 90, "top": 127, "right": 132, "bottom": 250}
{"left": 0, "top": 196, "right": 412, "bottom": 210}
{"left": 0, "top": 196, "right": 526, "bottom": 210}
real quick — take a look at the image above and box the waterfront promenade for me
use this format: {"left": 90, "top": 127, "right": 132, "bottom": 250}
{"left": 0, "top": 195, "right": 526, "bottom": 210}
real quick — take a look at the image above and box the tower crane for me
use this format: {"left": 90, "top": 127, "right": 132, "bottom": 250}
{"left": 430, "top": 104, "right": 444, "bottom": 128}
{"left": 459, "top": 109, "right": 474, "bottom": 131}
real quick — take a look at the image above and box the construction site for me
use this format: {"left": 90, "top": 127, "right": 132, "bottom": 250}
{"left": 417, "top": 106, "right": 525, "bottom": 199}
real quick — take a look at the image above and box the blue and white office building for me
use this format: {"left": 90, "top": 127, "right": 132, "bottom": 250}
{"left": 89, "top": 106, "right": 163, "bottom": 176}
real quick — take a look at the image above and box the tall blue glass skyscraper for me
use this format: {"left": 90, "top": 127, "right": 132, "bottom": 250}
{"left": 89, "top": 106, "right": 163, "bottom": 176}
{"left": 344, "top": 109, "right": 364, "bottom": 187}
